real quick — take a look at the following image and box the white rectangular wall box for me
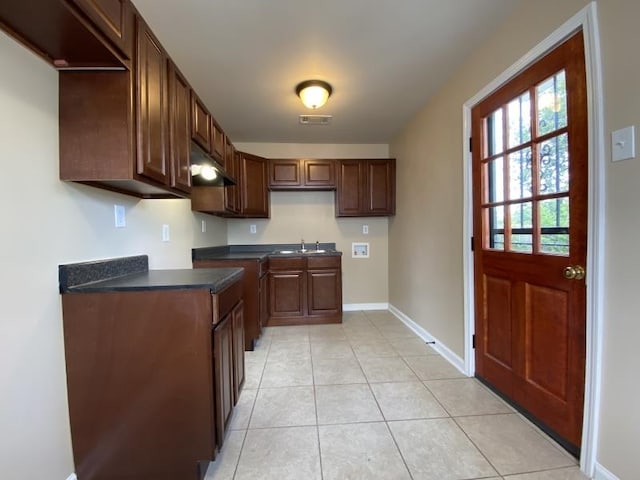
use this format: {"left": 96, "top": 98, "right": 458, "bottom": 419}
{"left": 250, "top": 224, "right": 257, "bottom": 234}
{"left": 162, "top": 224, "right": 170, "bottom": 242}
{"left": 352, "top": 242, "right": 370, "bottom": 258}
{"left": 114, "top": 205, "right": 126, "bottom": 228}
{"left": 611, "top": 125, "right": 635, "bottom": 161}
{"left": 362, "top": 224, "right": 369, "bottom": 234}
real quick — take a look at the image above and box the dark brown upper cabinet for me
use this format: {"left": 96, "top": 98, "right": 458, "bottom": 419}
{"left": 0, "top": 0, "right": 131, "bottom": 69}
{"left": 336, "top": 159, "right": 396, "bottom": 217}
{"left": 191, "top": 93, "right": 211, "bottom": 153}
{"left": 59, "top": 14, "right": 186, "bottom": 199}
{"left": 168, "top": 62, "right": 191, "bottom": 194}
{"left": 191, "top": 151, "right": 269, "bottom": 218}
{"left": 269, "top": 159, "right": 336, "bottom": 190}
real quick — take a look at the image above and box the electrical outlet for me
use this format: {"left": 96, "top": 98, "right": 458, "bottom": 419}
{"left": 250, "top": 224, "right": 257, "bottom": 234}
{"left": 162, "top": 224, "right": 170, "bottom": 242}
{"left": 114, "top": 205, "right": 126, "bottom": 228}
{"left": 201, "top": 220, "right": 207, "bottom": 233}
{"left": 362, "top": 224, "right": 369, "bottom": 235}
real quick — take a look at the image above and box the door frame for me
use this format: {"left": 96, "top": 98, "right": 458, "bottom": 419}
{"left": 461, "top": 3, "right": 604, "bottom": 477}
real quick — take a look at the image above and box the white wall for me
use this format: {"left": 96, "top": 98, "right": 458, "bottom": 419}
{"left": 233, "top": 143, "right": 390, "bottom": 305}
{"left": 0, "top": 31, "right": 227, "bottom": 479}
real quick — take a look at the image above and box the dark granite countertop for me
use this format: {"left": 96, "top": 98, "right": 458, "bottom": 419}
{"left": 193, "top": 244, "right": 342, "bottom": 262}
{"left": 59, "top": 255, "right": 244, "bottom": 294}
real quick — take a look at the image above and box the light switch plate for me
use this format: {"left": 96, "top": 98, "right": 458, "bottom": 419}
{"left": 162, "top": 224, "right": 170, "bottom": 242}
{"left": 611, "top": 125, "right": 636, "bottom": 162}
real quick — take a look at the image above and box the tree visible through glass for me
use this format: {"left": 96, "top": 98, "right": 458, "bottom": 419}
{"left": 483, "top": 70, "right": 570, "bottom": 255}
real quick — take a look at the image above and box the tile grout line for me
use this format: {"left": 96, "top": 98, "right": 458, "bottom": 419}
{"left": 450, "top": 414, "right": 505, "bottom": 478}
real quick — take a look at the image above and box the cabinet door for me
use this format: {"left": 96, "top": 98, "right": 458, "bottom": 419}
{"left": 259, "top": 274, "right": 269, "bottom": 330}
{"left": 191, "top": 93, "right": 211, "bottom": 152}
{"left": 307, "top": 269, "right": 342, "bottom": 317}
{"left": 304, "top": 159, "right": 335, "bottom": 188}
{"left": 269, "top": 159, "right": 302, "bottom": 188}
{"left": 269, "top": 271, "right": 305, "bottom": 318}
{"left": 211, "top": 121, "right": 226, "bottom": 166}
{"left": 136, "top": 17, "right": 169, "bottom": 184}
{"left": 70, "top": 0, "right": 131, "bottom": 58}
{"left": 240, "top": 152, "right": 269, "bottom": 218}
{"left": 168, "top": 62, "right": 191, "bottom": 193}
{"left": 213, "top": 314, "right": 233, "bottom": 449}
{"left": 231, "top": 301, "right": 245, "bottom": 404}
{"left": 335, "top": 160, "right": 363, "bottom": 216}
{"left": 366, "top": 159, "right": 395, "bottom": 215}
{"left": 224, "top": 142, "right": 239, "bottom": 214}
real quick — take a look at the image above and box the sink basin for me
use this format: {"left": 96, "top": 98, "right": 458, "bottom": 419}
{"left": 273, "top": 249, "right": 328, "bottom": 255}
{"left": 276, "top": 250, "right": 296, "bottom": 254}
{"left": 304, "top": 250, "right": 326, "bottom": 254}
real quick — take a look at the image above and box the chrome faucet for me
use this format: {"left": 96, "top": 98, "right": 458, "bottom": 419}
{"left": 301, "top": 238, "right": 306, "bottom": 251}
{"left": 316, "top": 240, "right": 320, "bottom": 251}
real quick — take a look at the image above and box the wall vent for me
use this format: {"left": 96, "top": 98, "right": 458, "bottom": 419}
{"left": 299, "top": 115, "right": 332, "bottom": 125}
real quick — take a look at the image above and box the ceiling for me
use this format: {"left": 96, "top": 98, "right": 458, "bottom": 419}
{"left": 133, "top": 0, "right": 523, "bottom": 144}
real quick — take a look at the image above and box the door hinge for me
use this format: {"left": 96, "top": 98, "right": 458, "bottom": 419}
{"left": 471, "top": 236, "right": 475, "bottom": 251}
{"left": 469, "top": 137, "right": 473, "bottom": 152}
{"left": 472, "top": 334, "right": 476, "bottom": 349}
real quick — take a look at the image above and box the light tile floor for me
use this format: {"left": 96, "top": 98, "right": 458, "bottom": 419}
{"left": 205, "top": 310, "right": 588, "bottom": 480}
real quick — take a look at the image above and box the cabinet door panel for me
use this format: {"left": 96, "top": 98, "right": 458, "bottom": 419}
{"left": 71, "top": 0, "right": 131, "bottom": 57}
{"left": 307, "top": 270, "right": 342, "bottom": 317}
{"left": 241, "top": 153, "right": 269, "bottom": 217}
{"left": 231, "top": 301, "right": 245, "bottom": 404}
{"left": 269, "top": 272, "right": 305, "bottom": 317}
{"left": 336, "top": 160, "right": 362, "bottom": 216}
{"left": 191, "top": 94, "right": 211, "bottom": 152}
{"left": 304, "top": 159, "right": 335, "bottom": 188}
{"left": 259, "top": 274, "right": 269, "bottom": 329}
{"left": 136, "top": 18, "right": 168, "bottom": 184}
{"left": 211, "top": 121, "right": 226, "bottom": 166}
{"left": 169, "top": 63, "right": 191, "bottom": 193}
{"left": 367, "top": 160, "right": 395, "bottom": 214}
{"left": 269, "top": 159, "right": 301, "bottom": 188}
{"left": 213, "top": 315, "right": 233, "bottom": 449}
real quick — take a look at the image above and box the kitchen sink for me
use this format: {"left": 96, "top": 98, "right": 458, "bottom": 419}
{"left": 274, "top": 249, "right": 328, "bottom": 255}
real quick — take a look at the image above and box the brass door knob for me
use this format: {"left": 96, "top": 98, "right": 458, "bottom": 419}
{"left": 563, "top": 265, "right": 586, "bottom": 280}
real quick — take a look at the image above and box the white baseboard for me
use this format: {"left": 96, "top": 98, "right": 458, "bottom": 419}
{"left": 388, "top": 304, "right": 467, "bottom": 375}
{"left": 343, "top": 303, "right": 389, "bottom": 312}
{"left": 66, "top": 474, "right": 77, "bottom": 480}
{"left": 594, "top": 463, "right": 619, "bottom": 480}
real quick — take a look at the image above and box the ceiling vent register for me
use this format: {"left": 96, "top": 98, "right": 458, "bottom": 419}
{"left": 299, "top": 115, "right": 332, "bottom": 126}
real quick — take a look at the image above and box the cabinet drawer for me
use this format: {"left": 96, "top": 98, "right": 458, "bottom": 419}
{"left": 269, "top": 257, "right": 305, "bottom": 270}
{"left": 213, "top": 279, "right": 243, "bottom": 324}
{"left": 307, "top": 255, "right": 341, "bottom": 269}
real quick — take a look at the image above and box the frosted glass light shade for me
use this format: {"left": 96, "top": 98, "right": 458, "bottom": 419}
{"left": 296, "top": 80, "right": 332, "bottom": 109}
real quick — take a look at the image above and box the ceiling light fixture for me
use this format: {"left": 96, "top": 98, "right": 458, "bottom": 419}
{"left": 296, "top": 80, "right": 332, "bottom": 109}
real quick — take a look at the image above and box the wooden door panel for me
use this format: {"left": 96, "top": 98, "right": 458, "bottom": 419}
{"left": 136, "top": 18, "right": 168, "bottom": 184}
{"left": 269, "top": 272, "right": 304, "bottom": 317}
{"left": 526, "top": 284, "right": 569, "bottom": 400}
{"left": 168, "top": 62, "right": 191, "bottom": 193}
{"left": 368, "top": 160, "right": 394, "bottom": 213}
{"left": 307, "top": 270, "right": 341, "bottom": 316}
{"left": 483, "top": 275, "right": 514, "bottom": 369}
{"left": 336, "top": 161, "right": 362, "bottom": 215}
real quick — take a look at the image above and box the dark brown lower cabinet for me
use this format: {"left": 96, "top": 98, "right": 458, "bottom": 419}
{"left": 268, "top": 255, "right": 342, "bottom": 326}
{"left": 194, "top": 259, "right": 263, "bottom": 350}
{"left": 61, "top": 280, "right": 244, "bottom": 480}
